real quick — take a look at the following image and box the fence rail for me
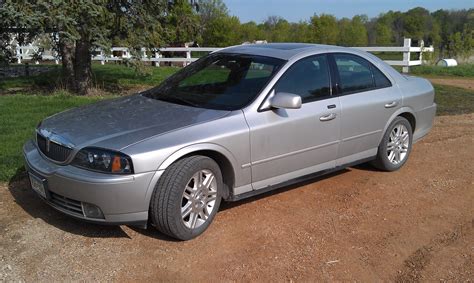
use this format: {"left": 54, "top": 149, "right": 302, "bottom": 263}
{"left": 13, "top": 38, "right": 433, "bottom": 73}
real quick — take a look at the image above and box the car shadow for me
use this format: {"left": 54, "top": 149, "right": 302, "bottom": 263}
{"left": 8, "top": 163, "right": 377, "bottom": 240}
{"left": 220, "top": 169, "right": 352, "bottom": 211}
{"left": 352, "top": 162, "right": 383, "bottom": 172}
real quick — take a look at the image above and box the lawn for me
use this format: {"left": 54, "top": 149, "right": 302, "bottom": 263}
{"left": 0, "top": 94, "right": 109, "bottom": 181}
{"left": 410, "top": 64, "right": 474, "bottom": 77}
{"left": 0, "top": 63, "right": 179, "bottom": 93}
{"left": 0, "top": 63, "right": 473, "bottom": 183}
{"left": 433, "top": 84, "right": 474, "bottom": 115}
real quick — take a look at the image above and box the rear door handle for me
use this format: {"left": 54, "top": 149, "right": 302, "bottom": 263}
{"left": 319, "top": 113, "right": 337, "bottom": 122}
{"left": 385, "top": 101, "right": 399, "bottom": 108}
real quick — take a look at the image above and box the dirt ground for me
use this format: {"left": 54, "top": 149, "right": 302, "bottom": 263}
{"left": 429, "top": 77, "right": 474, "bottom": 90}
{"left": 1, "top": 114, "right": 473, "bottom": 282}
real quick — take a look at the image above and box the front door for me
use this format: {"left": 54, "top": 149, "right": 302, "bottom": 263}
{"left": 244, "top": 54, "right": 341, "bottom": 190}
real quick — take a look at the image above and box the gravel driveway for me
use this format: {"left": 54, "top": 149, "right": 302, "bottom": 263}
{"left": 1, "top": 114, "right": 473, "bottom": 281}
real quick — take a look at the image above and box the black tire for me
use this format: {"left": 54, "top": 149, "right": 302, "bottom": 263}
{"left": 150, "top": 155, "right": 223, "bottom": 240}
{"left": 371, "top": 116, "right": 413, "bottom": 171}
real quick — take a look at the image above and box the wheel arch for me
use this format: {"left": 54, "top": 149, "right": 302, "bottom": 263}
{"left": 157, "top": 144, "right": 239, "bottom": 200}
{"left": 398, "top": 112, "right": 416, "bottom": 132}
{"left": 380, "top": 107, "right": 417, "bottom": 144}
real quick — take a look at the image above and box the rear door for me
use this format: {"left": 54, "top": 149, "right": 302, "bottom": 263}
{"left": 330, "top": 53, "right": 402, "bottom": 165}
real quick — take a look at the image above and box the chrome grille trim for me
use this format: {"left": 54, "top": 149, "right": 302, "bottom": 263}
{"left": 37, "top": 133, "right": 73, "bottom": 162}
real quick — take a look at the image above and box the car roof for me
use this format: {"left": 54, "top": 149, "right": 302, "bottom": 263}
{"left": 217, "top": 43, "right": 406, "bottom": 83}
{"left": 218, "top": 43, "right": 344, "bottom": 60}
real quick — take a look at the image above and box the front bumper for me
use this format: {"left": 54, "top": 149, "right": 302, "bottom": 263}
{"left": 23, "top": 140, "right": 162, "bottom": 226}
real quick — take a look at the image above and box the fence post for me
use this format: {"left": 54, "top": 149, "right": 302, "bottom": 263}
{"left": 419, "top": 40, "right": 424, "bottom": 64}
{"left": 154, "top": 51, "right": 161, "bottom": 67}
{"left": 16, "top": 45, "right": 21, "bottom": 64}
{"left": 54, "top": 49, "right": 59, "bottom": 65}
{"left": 100, "top": 50, "right": 105, "bottom": 65}
{"left": 35, "top": 46, "right": 39, "bottom": 65}
{"left": 185, "top": 50, "right": 191, "bottom": 66}
{"left": 402, "top": 38, "right": 411, "bottom": 73}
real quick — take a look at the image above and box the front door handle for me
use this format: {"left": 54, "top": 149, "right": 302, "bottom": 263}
{"left": 385, "top": 101, "right": 399, "bottom": 108}
{"left": 319, "top": 113, "right": 337, "bottom": 122}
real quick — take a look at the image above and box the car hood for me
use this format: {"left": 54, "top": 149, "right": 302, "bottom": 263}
{"left": 38, "top": 94, "right": 231, "bottom": 151}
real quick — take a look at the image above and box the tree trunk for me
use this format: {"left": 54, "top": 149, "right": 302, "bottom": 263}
{"left": 58, "top": 38, "right": 75, "bottom": 91}
{"left": 74, "top": 38, "right": 92, "bottom": 95}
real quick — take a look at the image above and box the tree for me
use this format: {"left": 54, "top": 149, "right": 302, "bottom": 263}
{"left": 238, "top": 21, "right": 265, "bottom": 43}
{"left": 373, "top": 13, "right": 394, "bottom": 46}
{"left": 337, "top": 15, "right": 368, "bottom": 46}
{"left": 403, "top": 7, "right": 431, "bottom": 41}
{"left": 0, "top": 0, "right": 169, "bottom": 95}
{"left": 262, "top": 16, "right": 291, "bottom": 42}
{"left": 288, "top": 21, "right": 312, "bottom": 43}
{"left": 198, "top": 0, "right": 240, "bottom": 46}
{"left": 310, "top": 14, "right": 339, "bottom": 44}
{"left": 166, "top": 0, "right": 200, "bottom": 44}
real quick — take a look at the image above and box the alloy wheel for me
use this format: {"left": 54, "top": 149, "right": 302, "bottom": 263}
{"left": 387, "top": 124, "right": 410, "bottom": 165}
{"left": 181, "top": 169, "right": 218, "bottom": 229}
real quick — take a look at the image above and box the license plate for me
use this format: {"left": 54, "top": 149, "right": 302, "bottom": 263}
{"left": 29, "top": 173, "right": 47, "bottom": 199}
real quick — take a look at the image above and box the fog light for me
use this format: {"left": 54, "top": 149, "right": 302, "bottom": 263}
{"left": 81, "top": 202, "right": 105, "bottom": 219}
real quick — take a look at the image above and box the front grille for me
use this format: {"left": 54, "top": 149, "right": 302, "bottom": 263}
{"left": 50, "top": 192, "right": 84, "bottom": 216}
{"left": 37, "top": 133, "right": 73, "bottom": 162}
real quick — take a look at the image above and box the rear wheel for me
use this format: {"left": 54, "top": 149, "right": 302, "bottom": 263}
{"left": 150, "top": 156, "right": 222, "bottom": 240}
{"left": 372, "top": 116, "right": 413, "bottom": 171}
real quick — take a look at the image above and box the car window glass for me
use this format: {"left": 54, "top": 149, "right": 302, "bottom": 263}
{"left": 245, "top": 62, "right": 275, "bottom": 79}
{"left": 179, "top": 64, "right": 230, "bottom": 87}
{"left": 372, "top": 64, "right": 392, "bottom": 88}
{"left": 274, "top": 55, "right": 331, "bottom": 103}
{"left": 334, "top": 54, "right": 374, "bottom": 94}
{"left": 145, "top": 54, "right": 285, "bottom": 110}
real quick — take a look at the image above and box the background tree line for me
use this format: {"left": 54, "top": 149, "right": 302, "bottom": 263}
{"left": 0, "top": 0, "right": 472, "bottom": 95}
{"left": 198, "top": 4, "right": 473, "bottom": 60}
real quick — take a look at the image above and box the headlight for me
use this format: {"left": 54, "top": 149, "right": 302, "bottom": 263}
{"left": 72, "top": 148, "right": 133, "bottom": 174}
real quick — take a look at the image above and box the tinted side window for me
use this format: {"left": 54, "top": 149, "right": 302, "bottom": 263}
{"left": 372, "top": 65, "right": 392, "bottom": 88}
{"left": 274, "top": 55, "right": 331, "bottom": 103}
{"left": 334, "top": 54, "right": 374, "bottom": 94}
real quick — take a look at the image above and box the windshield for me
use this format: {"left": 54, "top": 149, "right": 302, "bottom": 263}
{"left": 143, "top": 53, "right": 286, "bottom": 110}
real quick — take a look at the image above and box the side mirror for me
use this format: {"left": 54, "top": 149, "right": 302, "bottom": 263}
{"left": 269, "top": 92, "right": 302, "bottom": 109}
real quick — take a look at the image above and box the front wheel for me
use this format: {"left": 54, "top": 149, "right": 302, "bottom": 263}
{"left": 372, "top": 116, "right": 413, "bottom": 171}
{"left": 150, "top": 156, "right": 222, "bottom": 240}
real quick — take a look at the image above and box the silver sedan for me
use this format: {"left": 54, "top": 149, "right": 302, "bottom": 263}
{"left": 23, "top": 43, "right": 436, "bottom": 240}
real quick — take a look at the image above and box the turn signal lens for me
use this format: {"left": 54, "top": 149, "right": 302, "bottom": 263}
{"left": 111, "top": 156, "right": 122, "bottom": 173}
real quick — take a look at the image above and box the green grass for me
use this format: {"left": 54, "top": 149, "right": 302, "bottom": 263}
{"left": 0, "top": 94, "right": 110, "bottom": 181}
{"left": 91, "top": 64, "right": 178, "bottom": 90}
{"left": 0, "top": 65, "right": 61, "bottom": 90}
{"left": 0, "top": 64, "right": 179, "bottom": 92}
{"left": 410, "top": 64, "right": 474, "bottom": 77}
{"left": 433, "top": 84, "right": 474, "bottom": 115}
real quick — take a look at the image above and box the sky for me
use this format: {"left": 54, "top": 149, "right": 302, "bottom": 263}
{"left": 223, "top": 0, "right": 474, "bottom": 23}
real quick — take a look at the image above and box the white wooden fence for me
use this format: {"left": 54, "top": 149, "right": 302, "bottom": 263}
{"left": 13, "top": 38, "right": 433, "bottom": 73}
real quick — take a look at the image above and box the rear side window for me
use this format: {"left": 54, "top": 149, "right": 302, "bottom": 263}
{"left": 334, "top": 54, "right": 374, "bottom": 94}
{"left": 274, "top": 55, "right": 331, "bottom": 103}
{"left": 372, "top": 65, "right": 392, "bottom": 88}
